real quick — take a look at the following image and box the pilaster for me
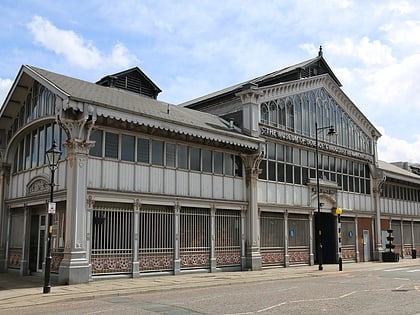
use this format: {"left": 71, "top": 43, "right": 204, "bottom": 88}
{"left": 173, "top": 202, "right": 181, "bottom": 275}
{"left": 210, "top": 205, "right": 216, "bottom": 272}
{"left": 243, "top": 151, "right": 264, "bottom": 270}
{"left": 58, "top": 137, "right": 94, "bottom": 284}
{"left": 132, "top": 199, "right": 141, "bottom": 277}
{"left": 0, "top": 164, "right": 10, "bottom": 272}
{"left": 284, "top": 211, "right": 289, "bottom": 267}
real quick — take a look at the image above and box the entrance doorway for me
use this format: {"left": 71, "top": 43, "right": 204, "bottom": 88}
{"left": 29, "top": 215, "right": 46, "bottom": 273}
{"left": 363, "top": 230, "right": 370, "bottom": 262}
{"left": 315, "top": 212, "right": 336, "bottom": 264}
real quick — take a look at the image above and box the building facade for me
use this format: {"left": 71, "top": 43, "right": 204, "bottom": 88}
{"left": 1, "top": 50, "right": 420, "bottom": 285}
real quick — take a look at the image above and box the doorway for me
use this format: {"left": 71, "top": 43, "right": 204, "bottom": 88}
{"left": 315, "top": 212, "right": 336, "bottom": 264}
{"left": 29, "top": 215, "right": 46, "bottom": 273}
{"left": 363, "top": 230, "right": 370, "bottom": 262}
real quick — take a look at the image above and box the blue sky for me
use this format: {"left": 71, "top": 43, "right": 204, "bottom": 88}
{"left": 1, "top": 0, "right": 419, "bottom": 162}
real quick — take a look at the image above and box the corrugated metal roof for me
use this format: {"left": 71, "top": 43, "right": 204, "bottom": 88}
{"left": 24, "top": 65, "right": 260, "bottom": 151}
{"left": 378, "top": 160, "right": 420, "bottom": 183}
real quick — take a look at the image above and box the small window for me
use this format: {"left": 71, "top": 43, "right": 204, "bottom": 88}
{"left": 190, "top": 147, "right": 201, "bottom": 171}
{"left": 234, "top": 155, "right": 243, "bottom": 177}
{"left": 90, "top": 130, "right": 103, "bottom": 157}
{"left": 151, "top": 140, "right": 164, "bottom": 165}
{"left": 224, "top": 153, "right": 234, "bottom": 176}
{"left": 166, "top": 143, "right": 176, "bottom": 167}
{"left": 121, "top": 135, "right": 135, "bottom": 161}
{"left": 105, "top": 132, "right": 118, "bottom": 159}
{"left": 202, "top": 150, "right": 212, "bottom": 173}
{"left": 137, "top": 138, "right": 149, "bottom": 163}
{"left": 214, "top": 151, "right": 223, "bottom": 174}
{"left": 177, "top": 145, "right": 188, "bottom": 169}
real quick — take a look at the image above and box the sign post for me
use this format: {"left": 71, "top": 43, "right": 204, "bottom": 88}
{"left": 336, "top": 207, "right": 343, "bottom": 271}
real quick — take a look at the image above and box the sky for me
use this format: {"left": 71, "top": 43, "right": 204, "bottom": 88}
{"left": 0, "top": 0, "right": 419, "bottom": 163}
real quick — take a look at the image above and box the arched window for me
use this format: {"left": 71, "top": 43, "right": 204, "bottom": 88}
{"left": 278, "top": 99, "right": 286, "bottom": 128}
{"left": 286, "top": 98, "right": 294, "bottom": 131}
{"left": 294, "top": 95, "right": 302, "bottom": 133}
{"left": 261, "top": 103, "right": 269, "bottom": 124}
{"left": 269, "top": 100, "right": 278, "bottom": 126}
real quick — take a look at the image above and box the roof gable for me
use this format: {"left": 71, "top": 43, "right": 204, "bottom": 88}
{"left": 96, "top": 67, "right": 162, "bottom": 99}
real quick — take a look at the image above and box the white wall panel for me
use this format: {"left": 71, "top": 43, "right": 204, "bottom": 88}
{"left": 201, "top": 174, "right": 213, "bottom": 198}
{"left": 233, "top": 178, "right": 244, "bottom": 200}
{"left": 176, "top": 171, "right": 189, "bottom": 196}
{"left": 119, "top": 163, "right": 134, "bottom": 191}
{"left": 213, "top": 176, "right": 224, "bottom": 199}
{"left": 87, "top": 159, "right": 102, "bottom": 188}
{"left": 150, "top": 168, "right": 164, "bottom": 193}
{"left": 276, "top": 184, "right": 286, "bottom": 205}
{"left": 285, "top": 185, "right": 294, "bottom": 204}
{"left": 267, "top": 182, "right": 277, "bottom": 203}
{"left": 258, "top": 182, "right": 267, "bottom": 203}
{"left": 189, "top": 173, "right": 201, "bottom": 196}
{"left": 223, "top": 177, "right": 234, "bottom": 200}
{"left": 135, "top": 165, "right": 149, "bottom": 192}
{"left": 164, "top": 169, "right": 176, "bottom": 195}
{"left": 294, "top": 186, "right": 303, "bottom": 205}
{"left": 102, "top": 161, "right": 118, "bottom": 190}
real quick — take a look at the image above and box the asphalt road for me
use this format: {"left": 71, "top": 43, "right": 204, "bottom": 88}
{"left": 5, "top": 263, "right": 420, "bottom": 315}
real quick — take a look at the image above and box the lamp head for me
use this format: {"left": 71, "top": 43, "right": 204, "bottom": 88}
{"left": 327, "top": 126, "right": 336, "bottom": 136}
{"left": 46, "top": 140, "right": 62, "bottom": 170}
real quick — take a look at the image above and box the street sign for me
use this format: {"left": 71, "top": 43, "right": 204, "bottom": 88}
{"left": 48, "top": 202, "right": 56, "bottom": 214}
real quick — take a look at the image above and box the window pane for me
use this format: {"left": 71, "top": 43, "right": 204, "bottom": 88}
{"left": 137, "top": 138, "right": 150, "bottom": 163}
{"left": 166, "top": 143, "right": 176, "bottom": 167}
{"left": 31, "top": 130, "right": 38, "bottom": 167}
{"left": 224, "top": 153, "right": 233, "bottom": 176}
{"left": 294, "top": 166, "right": 301, "bottom": 184}
{"left": 214, "top": 151, "right": 223, "bottom": 174}
{"left": 277, "top": 163, "right": 285, "bottom": 182}
{"left": 90, "top": 130, "right": 102, "bottom": 157}
{"left": 268, "top": 161, "right": 276, "bottom": 181}
{"left": 121, "top": 135, "right": 135, "bottom": 161}
{"left": 190, "top": 147, "right": 201, "bottom": 171}
{"left": 105, "top": 132, "right": 119, "bottom": 159}
{"left": 259, "top": 160, "right": 267, "bottom": 180}
{"left": 234, "top": 155, "right": 243, "bottom": 177}
{"left": 177, "top": 145, "right": 188, "bottom": 169}
{"left": 202, "top": 149, "right": 212, "bottom": 173}
{"left": 152, "top": 140, "right": 164, "bottom": 165}
{"left": 286, "top": 164, "right": 293, "bottom": 183}
{"left": 267, "top": 142, "right": 275, "bottom": 159}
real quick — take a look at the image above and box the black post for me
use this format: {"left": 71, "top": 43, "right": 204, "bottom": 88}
{"left": 43, "top": 166, "right": 54, "bottom": 294}
{"left": 315, "top": 122, "right": 323, "bottom": 271}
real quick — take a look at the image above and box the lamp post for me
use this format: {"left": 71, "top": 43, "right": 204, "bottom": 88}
{"left": 43, "top": 140, "right": 62, "bottom": 294}
{"left": 315, "top": 123, "right": 335, "bottom": 271}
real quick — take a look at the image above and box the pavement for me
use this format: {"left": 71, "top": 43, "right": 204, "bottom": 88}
{"left": 1, "top": 258, "right": 420, "bottom": 310}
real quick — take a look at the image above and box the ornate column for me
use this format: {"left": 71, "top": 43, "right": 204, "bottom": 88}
{"left": 372, "top": 168, "right": 386, "bottom": 261}
{"left": 243, "top": 151, "right": 264, "bottom": 270}
{"left": 210, "top": 205, "right": 216, "bottom": 272}
{"left": 132, "top": 198, "right": 141, "bottom": 277}
{"left": 58, "top": 137, "right": 94, "bottom": 284}
{"left": 0, "top": 164, "right": 10, "bottom": 272}
{"left": 309, "top": 211, "right": 314, "bottom": 265}
{"left": 173, "top": 202, "right": 181, "bottom": 275}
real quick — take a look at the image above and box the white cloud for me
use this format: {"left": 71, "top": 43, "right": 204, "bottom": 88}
{"left": 0, "top": 78, "right": 13, "bottom": 109}
{"left": 382, "top": 20, "right": 420, "bottom": 49}
{"left": 326, "top": 37, "right": 395, "bottom": 66}
{"left": 377, "top": 127, "right": 420, "bottom": 162}
{"left": 364, "top": 53, "right": 420, "bottom": 108}
{"left": 27, "top": 16, "right": 138, "bottom": 70}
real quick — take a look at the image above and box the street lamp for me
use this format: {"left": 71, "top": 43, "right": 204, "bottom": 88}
{"left": 315, "top": 123, "right": 335, "bottom": 271}
{"left": 43, "top": 140, "right": 62, "bottom": 294}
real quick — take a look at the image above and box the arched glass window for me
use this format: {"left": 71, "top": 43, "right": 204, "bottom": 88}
{"left": 261, "top": 103, "right": 269, "bottom": 124}
{"left": 294, "top": 95, "right": 302, "bottom": 133}
{"left": 269, "top": 100, "right": 278, "bottom": 126}
{"left": 286, "top": 98, "right": 294, "bottom": 131}
{"left": 278, "top": 99, "right": 286, "bottom": 128}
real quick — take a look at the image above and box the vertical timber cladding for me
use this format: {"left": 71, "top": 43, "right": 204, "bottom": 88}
{"left": 139, "top": 205, "right": 174, "bottom": 273}
{"left": 8, "top": 208, "right": 24, "bottom": 269}
{"left": 260, "top": 212, "right": 285, "bottom": 266}
{"left": 415, "top": 222, "right": 420, "bottom": 254}
{"left": 391, "top": 220, "right": 402, "bottom": 256}
{"left": 91, "top": 203, "right": 133, "bottom": 275}
{"left": 403, "top": 221, "right": 413, "bottom": 257}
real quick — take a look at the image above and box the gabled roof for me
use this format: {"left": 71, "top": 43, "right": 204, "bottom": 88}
{"left": 182, "top": 48, "right": 341, "bottom": 108}
{"left": 96, "top": 67, "right": 161, "bottom": 99}
{"left": 378, "top": 160, "right": 420, "bottom": 184}
{"left": 1, "top": 65, "right": 260, "bottom": 152}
